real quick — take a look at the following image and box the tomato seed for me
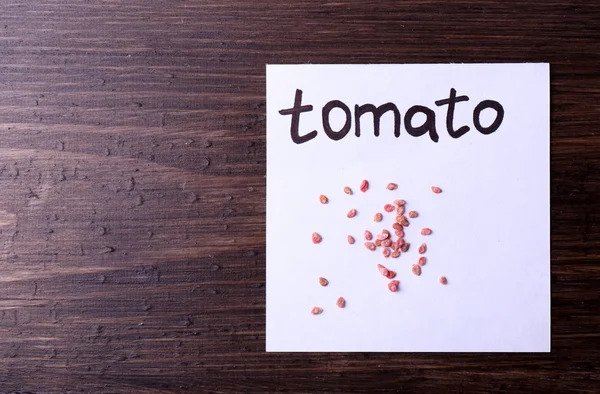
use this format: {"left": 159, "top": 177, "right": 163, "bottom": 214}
{"left": 376, "top": 232, "right": 389, "bottom": 240}
{"left": 377, "top": 264, "right": 389, "bottom": 276}
{"left": 360, "top": 180, "right": 369, "bottom": 192}
{"left": 382, "top": 247, "right": 391, "bottom": 257}
{"left": 312, "top": 232, "right": 322, "bottom": 244}
{"left": 364, "top": 230, "right": 373, "bottom": 241}
{"left": 394, "top": 199, "right": 406, "bottom": 206}
{"left": 344, "top": 186, "right": 353, "bottom": 195}
{"left": 412, "top": 264, "right": 422, "bottom": 276}
{"left": 439, "top": 276, "right": 448, "bottom": 285}
{"left": 319, "top": 277, "right": 329, "bottom": 286}
{"left": 386, "top": 182, "right": 398, "bottom": 191}
{"left": 418, "top": 243, "right": 427, "bottom": 254}
{"left": 319, "top": 194, "right": 328, "bottom": 204}
{"left": 374, "top": 239, "right": 382, "bottom": 247}
{"left": 397, "top": 238, "right": 406, "bottom": 247}
{"left": 388, "top": 280, "right": 399, "bottom": 292}
{"left": 336, "top": 297, "right": 346, "bottom": 308}
{"left": 400, "top": 242, "right": 410, "bottom": 253}
{"left": 391, "top": 250, "right": 401, "bottom": 258}
{"left": 418, "top": 256, "right": 426, "bottom": 266}
{"left": 384, "top": 204, "right": 395, "bottom": 213}
{"left": 373, "top": 213, "right": 383, "bottom": 222}
{"left": 311, "top": 306, "right": 323, "bottom": 315}
{"left": 396, "top": 206, "right": 405, "bottom": 216}
{"left": 392, "top": 222, "right": 402, "bottom": 230}
{"left": 395, "top": 230, "right": 405, "bottom": 238}
{"left": 421, "top": 228, "right": 432, "bottom": 235}
{"left": 347, "top": 209, "right": 357, "bottom": 218}
{"left": 431, "top": 186, "right": 442, "bottom": 194}
{"left": 383, "top": 239, "right": 393, "bottom": 248}
{"left": 386, "top": 270, "right": 397, "bottom": 279}
{"left": 408, "top": 210, "right": 418, "bottom": 218}
{"left": 347, "top": 235, "right": 355, "bottom": 244}
{"left": 399, "top": 216, "right": 409, "bottom": 226}
{"left": 365, "top": 242, "right": 376, "bottom": 251}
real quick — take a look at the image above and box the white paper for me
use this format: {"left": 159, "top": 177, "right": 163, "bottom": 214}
{"left": 266, "top": 64, "right": 550, "bottom": 352}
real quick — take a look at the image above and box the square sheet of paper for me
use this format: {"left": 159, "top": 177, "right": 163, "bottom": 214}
{"left": 266, "top": 64, "right": 550, "bottom": 352}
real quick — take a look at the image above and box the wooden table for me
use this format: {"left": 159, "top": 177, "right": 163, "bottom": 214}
{"left": 0, "top": 1, "right": 598, "bottom": 392}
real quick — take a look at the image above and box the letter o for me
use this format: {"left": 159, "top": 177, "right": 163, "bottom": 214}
{"left": 473, "top": 100, "right": 504, "bottom": 135}
{"left": 322, "top": 100, "right": 351, "bottom": 141}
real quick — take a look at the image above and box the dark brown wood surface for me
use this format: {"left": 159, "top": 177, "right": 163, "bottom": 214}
{"left": 0, "top": 1, "right": 598, "bottom": 392}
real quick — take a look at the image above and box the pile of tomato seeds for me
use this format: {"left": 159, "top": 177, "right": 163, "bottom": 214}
{"left": 311, "top": 181, "right": 448, "bottom": 315}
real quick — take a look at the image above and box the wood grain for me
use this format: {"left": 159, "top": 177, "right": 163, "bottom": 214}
{"left": 0, "top": 1, "right": 599, "bottom": 392}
